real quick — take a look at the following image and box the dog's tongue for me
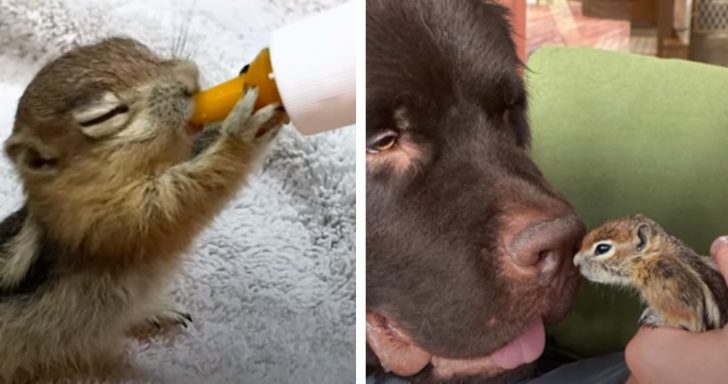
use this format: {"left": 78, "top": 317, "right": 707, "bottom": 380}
{"left": 490, "top": 319, "right": 545, "bottom": 370}
{"left": 431, "top": 319, "right": 546, "bottom": 380}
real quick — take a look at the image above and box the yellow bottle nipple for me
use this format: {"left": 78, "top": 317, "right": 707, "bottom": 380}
{"left": 190, "top": 48, "right": 282, "bottom": 125}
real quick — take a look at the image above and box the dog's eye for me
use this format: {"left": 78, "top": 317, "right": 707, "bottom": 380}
{"left": 367, "top": 131, "right": 398, "bottom": 154}
{"left": 594, "top": 243, "right": 612, "bottom": 256}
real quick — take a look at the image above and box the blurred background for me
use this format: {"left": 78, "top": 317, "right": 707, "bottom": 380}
{"left": 502, "top": 0, "right": 728, "bottom": 66}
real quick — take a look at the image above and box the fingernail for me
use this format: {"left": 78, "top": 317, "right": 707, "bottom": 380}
{"left": 710, "top": 236, "right": 728, "bottom": 258}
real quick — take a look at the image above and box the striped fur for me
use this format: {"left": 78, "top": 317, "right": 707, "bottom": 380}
{"left": 574, "top": 214, "right": 728, "bottom": 332}
{"left": 0, "top": 38, "right": 285, "bottom": 382}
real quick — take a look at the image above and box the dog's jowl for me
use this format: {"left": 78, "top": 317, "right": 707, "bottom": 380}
{"left": 366, "top": 0, "right": 586, "bottom": 382}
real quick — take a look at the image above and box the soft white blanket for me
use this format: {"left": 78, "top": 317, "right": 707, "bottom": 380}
{"left": 0, "top": 0, "right": 355, "bottom": 383}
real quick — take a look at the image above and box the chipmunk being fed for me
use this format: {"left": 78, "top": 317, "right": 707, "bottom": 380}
{"left": 574, "top": 214, "right": 728, "bottom": 333}
{"left": 0, "top": 37, "right": 286, "bottom": 382}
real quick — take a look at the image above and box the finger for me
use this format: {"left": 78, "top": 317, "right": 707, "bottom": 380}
{"left": 710, "top": 236, "right": 728, "bottom": 282}
{"left": 709, "top": 235, "right": 728, "bottom": 260}
{"left": 626, "top": 325, "right": 728, "bottom": 384}
{"left": 625, "top": 327, "right": 691, "bottom": 384}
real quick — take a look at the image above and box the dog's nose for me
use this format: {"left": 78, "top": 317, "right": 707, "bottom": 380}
{"left": 506, "top": 215, "right": 586, "bottom": 284}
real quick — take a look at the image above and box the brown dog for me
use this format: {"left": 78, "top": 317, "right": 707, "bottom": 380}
{"left": 366, "top": 1, "right": 586, "bottom": 382}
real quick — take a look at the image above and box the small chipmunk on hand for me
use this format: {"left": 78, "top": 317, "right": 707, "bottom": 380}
{"left": 0, "top": 37, "right": 286, "bottom": 382}
{"left": 574, "top": 214, "right": 728, "bottom": 333}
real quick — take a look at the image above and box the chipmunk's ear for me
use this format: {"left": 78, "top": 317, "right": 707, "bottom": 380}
{"left": 635, "top": 223, "right": 651, "bottom": 252}
{"left": 632, "top": 213, "right": 647, "bottom": 221}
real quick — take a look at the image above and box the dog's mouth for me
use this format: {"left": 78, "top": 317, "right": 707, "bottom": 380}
{"left": 367, "top": 313, "right": 546, "bottom": 381}
{"left": 431, "top": 318, "right": 545, "bottom": 379}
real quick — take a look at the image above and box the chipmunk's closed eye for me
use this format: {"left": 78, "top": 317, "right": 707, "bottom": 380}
{"left": 73, "top": 92, "right": 131, "bottom": 139}
{"left": 77, "top": 105, "right": 129, "bottom": 127}
{"left": 367, "top": 131, "right": 398, "bottom": 154}
{"left": 594, "top": 243, "right": 612, "bottom": 256}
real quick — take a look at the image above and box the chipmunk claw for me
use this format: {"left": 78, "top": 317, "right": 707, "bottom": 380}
{"left": 221, "top": 87, "right": 286, "bottom": 144}
{"left": 221, "top": 86, "right": 258, "bottom": 138}
{"left": 129, "top": 307, "right": 192, "bottom": 340}
{"left": 250, "top": 103, "right": 287, "bottom": 144}
{"left": 147, "top": 308, "right": 192, "bottom": 328}
{"left": 639, "top": 308, "right": 663, "bottom": 328}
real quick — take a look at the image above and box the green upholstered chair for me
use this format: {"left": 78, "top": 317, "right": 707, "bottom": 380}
{"left": 526, "top": 47, "right": 728, "bottom": 357}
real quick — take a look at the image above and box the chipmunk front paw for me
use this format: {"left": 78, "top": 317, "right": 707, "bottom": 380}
{"left": 639, "top": 308, "right": 663, "bottom": 328}
{"left": 221, "top": 86, "right": 286, "bottom": 145}
{"left": 128, "top": 306, "right": 192, "bottom": 340}
{"left": 146, "top": 308, "right": 192, "bottom": 329}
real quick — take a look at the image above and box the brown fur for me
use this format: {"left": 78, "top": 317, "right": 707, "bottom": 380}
{"left": 0, "top": 37, "right": 285, "bottom": 382}
{"left": 574, "top": 214, "right": 728, "bottom": 332}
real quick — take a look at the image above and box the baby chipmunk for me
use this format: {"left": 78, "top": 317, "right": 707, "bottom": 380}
{"left": 0, "top": 37, "right": 285, "bottom": 382}
{"left": 574, "top": 214, "right": 728, "bottom": 333}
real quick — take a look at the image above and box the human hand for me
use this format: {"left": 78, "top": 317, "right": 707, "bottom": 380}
{"left": 625, "top": 236, "right": 728, "bottom": 384}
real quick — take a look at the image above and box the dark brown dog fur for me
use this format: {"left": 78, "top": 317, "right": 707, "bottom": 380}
{"left": 366, "top": 1, "right": 584, "bottom": 382}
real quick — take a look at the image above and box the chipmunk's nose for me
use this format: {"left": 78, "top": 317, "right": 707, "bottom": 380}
{"left": 506, "top": 215, "right": 586, "bottom": 285}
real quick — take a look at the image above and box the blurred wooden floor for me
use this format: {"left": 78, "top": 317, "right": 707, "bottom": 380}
{"left": 527, "top": 0, "right": 657, "bottom": 57}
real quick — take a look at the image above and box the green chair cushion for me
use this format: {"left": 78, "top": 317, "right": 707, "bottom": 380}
{"left": 526, "top": 47, "right": 728, "bottom": 357}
